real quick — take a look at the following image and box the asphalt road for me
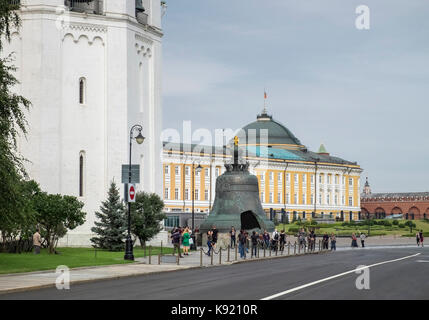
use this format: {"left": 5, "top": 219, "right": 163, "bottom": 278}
{"left": 2, "top": 247, "right": 428, "bottom": 300}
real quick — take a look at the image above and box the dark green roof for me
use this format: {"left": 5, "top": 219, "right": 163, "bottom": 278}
{"left": 237, "top": 112, "right": 302, "bottom": 146}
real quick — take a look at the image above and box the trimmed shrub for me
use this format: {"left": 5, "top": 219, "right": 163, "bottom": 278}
{"left": 288, "top": 227, "right": 300, "bottom": 234}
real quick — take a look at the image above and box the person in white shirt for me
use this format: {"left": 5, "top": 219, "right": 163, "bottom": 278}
{"left": 272, "top": 229, "right": 279, "bottom": 239}
{"left": 360, "top": 233, "right": 366, "bottom": 248}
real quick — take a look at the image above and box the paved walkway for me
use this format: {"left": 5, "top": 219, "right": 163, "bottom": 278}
{"left": 0, "top": 263, "right": 194, "bottom": 294}
{"left": 0, "top": 247, "right": 321, "bottom": 294}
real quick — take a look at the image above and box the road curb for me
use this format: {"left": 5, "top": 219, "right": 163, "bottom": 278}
{"left": 0, "top": 265, "right": 201, "bottom": 295}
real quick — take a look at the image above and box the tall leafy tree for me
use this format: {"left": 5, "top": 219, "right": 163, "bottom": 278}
{"left": 0, "top": 1, "right": 31, "bottom": 232}
{"left": 131, "top": 192, "right": 165, "bottom": 247}
{"left": 91, "top": 181, "right": 127, "bottom": 251}
{"left": 0, "top": 179, "right": 39, "bottom": 253}
{"left": 34, "top": 192, "right": 86, "bottom": 253}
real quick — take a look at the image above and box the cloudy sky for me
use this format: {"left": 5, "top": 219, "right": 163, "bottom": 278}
{"left": 161, "top": 0, "right": 429, "bottom": 193}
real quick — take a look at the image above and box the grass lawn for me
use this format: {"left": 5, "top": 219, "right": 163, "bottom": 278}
{"left": 275, "top": 219, "right": 429, "bottom": 237}
{"left": 0, "top": 246, "right": 175, "bottom": 275}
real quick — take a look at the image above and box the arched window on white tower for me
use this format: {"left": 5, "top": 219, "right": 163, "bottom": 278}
{"left": 79, "top": 151, "right": 86, "bottom": 197}
{"left": 79, "top": 77, "right": 86, "bottom": 105}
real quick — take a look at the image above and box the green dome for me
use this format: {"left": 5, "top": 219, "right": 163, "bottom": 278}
{"left": 236, "top": 111, "right": 303, "bottom": 148}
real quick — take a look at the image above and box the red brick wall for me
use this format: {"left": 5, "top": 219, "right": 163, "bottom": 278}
{"left": 361, "top": 199, "right": 429, "bottom": 220}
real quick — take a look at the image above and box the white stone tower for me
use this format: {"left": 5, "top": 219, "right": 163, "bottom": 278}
{"left": 3, "top": 0, "right": 163, "bottom": 245}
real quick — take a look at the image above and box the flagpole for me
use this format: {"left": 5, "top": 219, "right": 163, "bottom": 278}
{"left": 263, "top": 88, "right": 267, "bottom": 114}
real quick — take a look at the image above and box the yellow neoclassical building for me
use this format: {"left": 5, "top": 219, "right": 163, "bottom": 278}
{"left": 162, "top": 110, "right": 363, "bottom": 222}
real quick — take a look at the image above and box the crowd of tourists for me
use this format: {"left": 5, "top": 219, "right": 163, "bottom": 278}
{"left": 173, "top": 225, "right": 426, "bottom": 260}
{"left": 231, "top": 228, "right": 289, "bottom": 259}
{"left": 229, "top": 227, "right": 374, "bottom": 258}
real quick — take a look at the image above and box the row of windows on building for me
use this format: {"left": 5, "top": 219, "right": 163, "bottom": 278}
{"left": 259, "top": 192, "right": 354, "bottom": 206}
{"left": 259, "top": 172, "right": 354, "bottom": 186}
{"left": 164, "top": 165, "right": 355, "bottom": 188}
{"left": 165, "top": 188, "right": 210, "bottom": 201}
{"left": 164, "top": 186, "right": 355, "bottom": 207}
{"left": 164, "top": 165, "right": 221, "bottom": 177}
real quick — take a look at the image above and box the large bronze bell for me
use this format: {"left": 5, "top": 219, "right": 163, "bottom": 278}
{"left": 200, "top": 137, "right": 275, "bottom": 245}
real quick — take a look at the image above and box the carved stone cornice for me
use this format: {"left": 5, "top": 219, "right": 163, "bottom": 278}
{"left": 67, "top": 23, "right": 107, "bottom": 33}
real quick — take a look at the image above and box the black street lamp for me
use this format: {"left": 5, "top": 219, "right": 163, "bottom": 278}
{"left": 124, "top": 124, "right": 145, "bottom": 261}
{"left": 190, "top": 162, "right": 202, "bottom": 251}
{"left": 191, "top": 163, "right": 203, "bottom": 231}
{"left": 313, "top": 158, "right": 319, "bottom": 219}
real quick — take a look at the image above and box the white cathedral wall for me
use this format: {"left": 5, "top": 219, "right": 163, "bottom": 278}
{"left": 2, "top": 1, "right": 164, "bottom": 246}
{"left": 60, "top": 34, "right": 106, "bottom": 236}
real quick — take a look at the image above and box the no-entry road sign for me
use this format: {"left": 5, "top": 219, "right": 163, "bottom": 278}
{"left": 126, "top": 183, "right": 136, "bottom": 203}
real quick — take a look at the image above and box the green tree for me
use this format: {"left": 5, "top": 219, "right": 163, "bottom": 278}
{"left": 0, "top": 1, "right": 31, "bottom": 232}
{"left": 91, "top": 181, "right": 127, "bottom": 251}
{"left": 131, "top": 191, "right": 165, "bottom": 248}
{"left": 273, "top": 216, "right": 279, "bottom": 227}
{"left": 404, "top": 221, "right": 416, "bottom": 234}
{"left": 34, "top": 192, "right": 86, "bottom": 253}
{"left": 284, "top": 215, "right": 289, "bottom": 225}
{"left": 0, "top": 179, "right": 39, "bottom": 252}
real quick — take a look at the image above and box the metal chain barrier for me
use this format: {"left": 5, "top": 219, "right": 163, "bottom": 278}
{"left": 158, "top": 233, "right": 332, "bottom": 269}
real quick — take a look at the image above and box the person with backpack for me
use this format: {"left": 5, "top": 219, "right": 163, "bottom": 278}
{"left": 171, "top": 228, "right": 183, "bottom": 257}
{"left": 419, "top": 230, "right": 424, "bottom": 247}
{"left": 238, "top": 230, "right": 247, "bottom": 259}
{"left": 272, "top": 229, "right": 279, "bottom": 252}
